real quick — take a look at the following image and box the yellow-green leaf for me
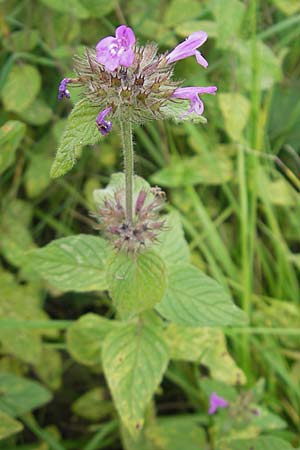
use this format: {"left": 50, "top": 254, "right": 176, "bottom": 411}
{"left": 66, "top": 313, "right": 118, "bottom": 366}
{"left": 102, "top": 322, "right": 169, "bottom": 435}
{"left": 157, "top": 264, "right": 247, "bottom": 327}
{"left": 27, "top": 235, "right": 108, "bottom": 292}
{"left": 0, "top": 411, "right": 23, "bottom": 440}
{"left": 2, "top": 64, "right": 41, "bottom": 113}
{"left": 0, "top": 121, "right": 26, "bottom": 174}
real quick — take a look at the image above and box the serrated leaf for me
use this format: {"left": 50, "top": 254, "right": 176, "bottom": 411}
{"left": 0, "top": 410, "right": 23, "bottom": 440}
{"left": 0, "top": 373, "right": 52, "bottom": 417}
{"left": 2, "top": 64, "right": 41, "bottom": 113}
{"left": 27, "top": 235, "right": 108, "bottom": 292}
{"left": 151, "top": 155, "right": 233, "bottom": 187}
{"left": 72, "top": 387, "right": 113, "bottom": 421}
{"left": 0, "top": 120, "right": 26, "bottom": 174}
{"left": 157, "top": 264, "right": 247, "bottom": 327}
{"left": 107, "top": 250, "right": 167, "bottom": 320}
{"left": 102, "top": 322, "right": 169, "bottom": 434}
{"left": 50, "top": 98, "right": 101, "bottom": 178}
{"left": 165, "top": 324, "right": 246, "bottom": 384}
{"left": 66, "top": 313, "right": 119, "bottom": 366}
{"left": 218, "top": 93, "right": 250, "bottom": 141}
{"left": 160, "top": 101, "right": 207, "bottom": 124}
{"left": 154, "top": 211, "right": 190, "bottom": 265}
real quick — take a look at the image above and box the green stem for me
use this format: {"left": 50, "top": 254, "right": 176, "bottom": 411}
{"left": 120, "top": 120, "right": 134, "bottom": 224}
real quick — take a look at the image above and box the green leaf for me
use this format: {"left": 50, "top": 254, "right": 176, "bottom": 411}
{"left": 122, "top": 415, "right": 207, "bottom": 450}
{"left": 160, "top": 101, "right": 207, "bottom": 124}
{"left": 0, "top": 120, "right": 26, "bottom": 174}
{"left": 151, "top": 155, "right": 233, "bottom": 187}
{"left": 19, "top": 98, "right": 53, "bottom": 126}
{"left": 66, "top": 313, "right": 119, "bottom": 366}
{"left": 3, "top": 29, "right": 39, "bottom": 52}
{"left": 72, "top": 387, "right": 113, "bottom": 421}
{"left": 0, "top": 373, "right": 52, "bottom": 417}
{"left": 107, "top": 250, "right": 167, "bottom": 319}
{"left": 157, "top": 264, "right": 247, "bottom": 327}
{"left": 25, "top": 153, "right": 52, "bottom": 198}
{"left": 0, "top": 271, "right": 46, "bottom": 364}
{"left": 0, "top": 410, "right": 23, "bottom": 440}
{"left": 218, "top": 93, "right": 250, "bottom": 141}
{"left": 154, "top": 211, "right": 190, "bottom": 265}
{"left": 34, "top": 349, "right": 63, "bottom": 391}
{"left": 80, "top": 0, "right": 116, "bottom": 17}
{"left": 235, "top": 40, "right": 282, "bottom": 91}
{"left": 0, "top": 199, "right": 35, "bottom": 268}
{"left": 27, "top": 235, "right": 108, "bottom": 292}
{"left": 211, "top": 0, "right": 245, "bottom": 48}
{"left": 164, "top": 0, "right": 201, "bottom": 27}
{"left": 102, "top": 322, "right": 169, "bottom": 434}
{"left": 175, "top": 20, "right": 217, "bottom": 38}
{"left": 50, "top": 98, "right": 101, "bottom": 178}
{"left": 226, "top": 436, "right": 295, "bottom": 450}
{"left": 38, "top": 0, "right": 90, "bottom": 18}
{"left": 164, "top": 324, "right": 246, "bottom": 384}
{"left": 272, "top": 0, "right": 300, "bottom": 15}
{"left": 1, "top": 64, "right": 41, "bottom": 113}
{"left": 147, "top": 415, "right": 207, "bottom": 450}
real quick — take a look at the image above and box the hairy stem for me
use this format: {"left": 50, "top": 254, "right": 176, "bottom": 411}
{"left": 120, "top": 120, "right": 134, "bottom": 224}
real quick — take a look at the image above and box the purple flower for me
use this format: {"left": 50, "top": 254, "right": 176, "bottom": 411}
{"left": 58, "top": 78, "right": 71, "bottom": 100}
{"left": 96, "top": 25, "right": 136, "bottom": 72}
{"left": 166, "top": 31, "right": 208, "bottom": 68}
{"left": 208, "top": 392, "right": 229, "bottom": 415}
{"left": 172, "top": 86, "right": 217, "bottom": 118}
{"left": 96, "top": 107, "right": 112, "bottom": 136}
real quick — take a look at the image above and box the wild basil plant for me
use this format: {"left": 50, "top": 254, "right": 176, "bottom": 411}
{"left": 29, "top": 25, "right": 247, "bottom": 443}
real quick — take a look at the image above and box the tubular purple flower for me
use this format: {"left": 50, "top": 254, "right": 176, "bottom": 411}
{"left": 58, "top": 78, "right": 71, "bottom": 100}
{"left": 166, "top": 31, "right": 208, "bottom": 67}
{"left": 96, "top": 25, "right": 136, "bottom": 72}
{"left": 96, "top": 107, "right": 112, "bottom": 136}
{"left": 172, "top": 86, "right": 217, "bottom": 118}
{"left": 208, "top": 393, "right": 229, "bottom": 415}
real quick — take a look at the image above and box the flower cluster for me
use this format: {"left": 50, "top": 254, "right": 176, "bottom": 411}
{"left": 58, "top": 25, "right": 216, "bottom": 135}
{"left": 91, "top": 187, "right": 166, "bottom": 253}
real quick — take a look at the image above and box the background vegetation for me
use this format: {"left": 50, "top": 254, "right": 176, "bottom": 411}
{"left": 1, "top": 0, "right": 300, "bottom": 448}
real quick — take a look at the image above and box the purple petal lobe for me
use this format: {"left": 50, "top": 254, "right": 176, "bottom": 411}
{"left": 208, "top": 393, "right": 229, "bottom": 415}
{"left": 96, "top": 25, "right": 136, "bottom": 72}
{"left": 58, "top": 78, "right": 72, "bottom": 100}
{"left": 166, "top": 30, "right": 208, "bottom": 66}
{"left": 171, "top": 86, "right": 217, "bottom": 118}
{"left": 96, "top": 107, "right": 112, "bottom": 136}
{"left": 116, "top": 25, "right": 136, "bottom": 46}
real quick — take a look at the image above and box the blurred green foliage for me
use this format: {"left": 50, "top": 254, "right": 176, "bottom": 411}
{"left": 1, "top": 0, "right": 300, "bottom": 448}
